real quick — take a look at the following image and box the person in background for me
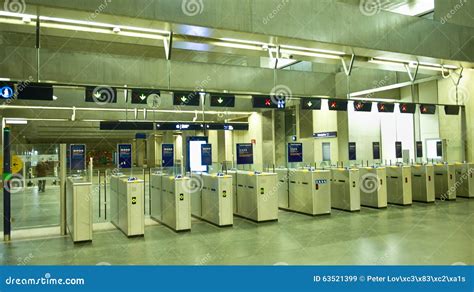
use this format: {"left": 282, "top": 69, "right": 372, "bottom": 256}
{"left": 36, "top": 159, "right": 48, "bottom": 192}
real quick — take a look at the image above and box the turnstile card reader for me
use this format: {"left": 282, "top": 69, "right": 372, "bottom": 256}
{"left": 411, "top": 165, "right": 435, "bottom": 203}
{"left": 160, "top": 176, "right": 191, "bottom": 231}
{"left": 386, "top": 166, "right": 412, "bottom": 206}
{"left": 455, "top": 163, "right": 474, "bottom": 198}
{"left": 330, "top": 168, "right": 360, "bottom": 212}
{"left": 288, "top": 169, "right": 331, "bottom": 215}
{"left": 194, "top": 173, "right": 233, "bottom": 226}
{"left": 359, "top": 167, "right": 387, "bottom": 209}
{"left": 275, "top": 168, "right": 289, "bottom": 209}
{"left": 434, "top": 164, "right": 456, "bottom": 200}
{"left": 234, "top": 171, "right": 278, "bottom": 222}
{"left": 114, "top": 177, "right": 145, "bottom": 237}
{"left": 66, "top": 177, "right": 93, "bottom": 242}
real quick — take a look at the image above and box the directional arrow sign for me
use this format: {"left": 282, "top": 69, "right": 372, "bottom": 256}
{"left": 210, "top": 94, "right": 235, "bottom": 107}
{"left": 173, "top": 91, "right": 201, "bottom": 106}
{"left": 131, "top": 89, "right": 160, "bottom": 104}
{"left": 85, "top": 86, "right": 117, "bottom": 103}
{"left": 301, "top": 98, "right": 321, "bottom": 110}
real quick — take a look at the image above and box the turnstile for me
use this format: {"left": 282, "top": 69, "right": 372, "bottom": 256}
{"left": 455, "top": 163, "right": 474, "bottom": 198}
{"left": 330, "top": 168, "right": 360, "bottom": 212}
{"left": 66, "top": 177, "right": 92, "bottom": 242}
{"left": 150, "top": 172, "right": 165, "bottom": 222}
{"left": 287, "top": 169, "right": 331, "bottom": 216}
{"left": 359, "top": 167, "right": 387, "bottom": 209}
{"left": 434, "top": 163, "right": 456, "bottom": 200}
{"left": 110, "top": 174, "right": 124, "bottom": 229}
{"left": 191, "top": 173, "right": 233, "bottom": 226}
{"left": 275, "top": 168, "right": 289, "bottom": 209}
{"left": 227, "top": 170, "right": 238, "bottom": 213}
{"left": 111, "top": 177, "right": 145, "bottom": 237}
{"left": 160, "top": 176, "right": 191, "bottom": 231}
{"left": 411, "top": 165, "right": 435, "bottom": 203}
{"left": 234, "top": 171, "right": 278, "bottom": 222}
{"left": 386, "top": 166, "right": 412, "bottom": 206}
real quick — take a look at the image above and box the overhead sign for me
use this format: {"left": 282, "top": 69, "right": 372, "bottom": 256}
{"left": 252, "top": 95, "right": 285, "bottom": 109}
{"left": 328, "top": 99, "right": 347, "bottom": 111}
{"left": 236, "top": 143, "right": 253, "bottom": 165}
{"left": 354, "top": 101, "right": 372, "bottom": 112}
{"left": 17, "top": 83, "right": 54, "bottom": 101}
{"left": 210, "top": 94, "right": 235, "bottom": 107}
{"left": 395, "top": 142, "right": 403, "bottom": 158}
{"left": 348, "top": 142, "right": 357, "bottom": 161}
{"left": 201, "top": 144, "right": 212, "bottom": 166}
{"left": 372, "top": 142, "right": 380, "bottom": 160}
{"left": 117, "top": 144, "right": 132, "bottom": 169}
{"left": 420, "top": 104, "right": 436, "bottom": 115}
{"left": 301, "top": 98, "right": 322, "bottom": 110}
{"left": 288, "top": 143, "right": 303, "bottom": 163}
{"left": 70, "top": 144, "right": 86, "bottom": 171}
{"left": 131, "top": 89, "right": 161, "bottom": 105}
{"left": 313, "top": 131, "right": 337, "bottom": 139}
{"left": 377, "top": 102, "right": 395, "bottom": 113}
{"left": 416, "top": 141, "right": 423, "bottom": 158}
{"left": 436, "top": 141, "right": 443, "bottom": 157}
{"left": 173, "top": 91, "right": 201, "bottom": 106}
{"left": 162, "top": 144, "right": 174, "bottom": 167}
{"left": 399, "top": 103, "right": 416, "bottom": 114}
{"left": 85, "top": 86, "right": 117, "bottom": 104}
{"left": 444, "top": 105, "right": 460, "bottom": 115}
{"left": 0, "top": 83, "right": 15, "bottom": 99}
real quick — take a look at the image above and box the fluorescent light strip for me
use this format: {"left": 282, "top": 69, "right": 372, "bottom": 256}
{"left": 212, "top": 41, "right": 264, "bottom": 51}
{"left": 39, "top": 16, "right": 169, "bottom": 35}
{"left": 0, "top": 105, "right": 252, "bottom": 115}
{"left": 219, "top": 38, "right": 268, "bottom": 46}
{"left": 5, "top": 118, "right": 28, "bottom": 124}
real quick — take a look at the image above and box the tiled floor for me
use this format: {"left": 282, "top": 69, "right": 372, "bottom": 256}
{"left": 0, "top": 198, "right": 472, "bottom": 265}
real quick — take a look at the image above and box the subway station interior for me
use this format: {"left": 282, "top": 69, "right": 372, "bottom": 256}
{"left": 0, "top": 0, "right": 473, "bottom": 266}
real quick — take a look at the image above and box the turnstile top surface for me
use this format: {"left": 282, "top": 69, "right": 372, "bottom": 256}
{"left": 67, "top": 177, "right": 91, "bottom": 185}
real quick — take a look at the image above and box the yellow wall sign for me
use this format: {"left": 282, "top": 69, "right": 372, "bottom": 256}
{"left": 0, "top": 155, "right": 24, "bottom": 174}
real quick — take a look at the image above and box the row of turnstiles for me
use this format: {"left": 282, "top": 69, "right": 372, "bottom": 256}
{"left": 65, "top": 162, "right": 473, "bottom": 241}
